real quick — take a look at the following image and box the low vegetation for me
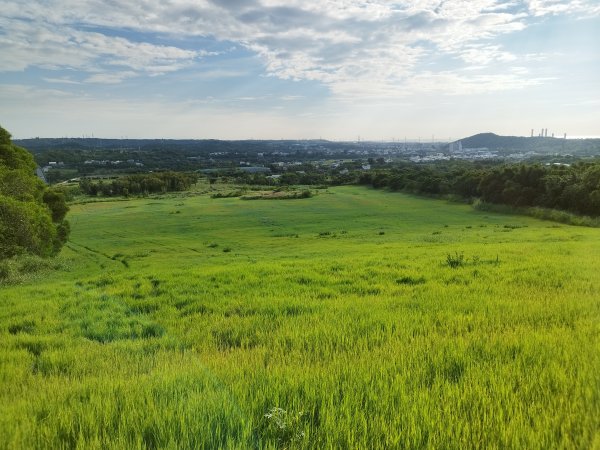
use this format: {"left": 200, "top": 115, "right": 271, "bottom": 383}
{"left": 1, "top": 186, "right": 599, "bottom": 448}
{"left": 240, "top": 189, "right": 313, "bottom": 200}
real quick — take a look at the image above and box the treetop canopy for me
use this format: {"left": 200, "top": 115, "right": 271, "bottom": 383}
{"left": 0, "top": 125, "right": 70, "bottom": 259}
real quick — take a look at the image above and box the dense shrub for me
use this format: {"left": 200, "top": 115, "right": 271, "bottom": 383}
{"left": 360, "top": 161, "right": 600, "bottom": 218}
{"left": 79, "top": 171, "right": 197, "bottom": 197}
{"left": 0, "top": 125, "right": 69, "bottom": 259}
{"left": 446, "top": 252, "right": 465, "bottom": 268}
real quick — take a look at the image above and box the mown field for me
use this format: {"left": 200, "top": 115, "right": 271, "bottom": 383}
{"left": 1, "top": 185, "right": 599, "bottom": 449}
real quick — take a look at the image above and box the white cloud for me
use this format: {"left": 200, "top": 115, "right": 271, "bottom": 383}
{"left": 1, "top": 0, "right": 598, "bottom": 98}
{"left": 0, "top": 15, "right": 203, "bottom": 79}
{"left": 85, "top": 71, "right": 138, "bottom": 84}
{"left": 527, "top": 0, "right": 600, "bottom": 17}
{"left": 404, "top": 70, "right": 554, "bottom": 95}
{"left": 42, "top": 77, "right": 82, "bottom": 85}
{"left": 459, "top": 44, "right": 518, "bottom": 65}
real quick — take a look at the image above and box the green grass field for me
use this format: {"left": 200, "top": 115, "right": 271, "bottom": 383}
{"left": 1, "top": 185, "right": 599, "bottom": 449}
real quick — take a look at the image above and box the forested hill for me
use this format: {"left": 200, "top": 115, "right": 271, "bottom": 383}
{"left": 452, "top": 133, "right": 600, "bottom": 155}
{"left": 12, "top": 138, "right": 330, "bottom": 155}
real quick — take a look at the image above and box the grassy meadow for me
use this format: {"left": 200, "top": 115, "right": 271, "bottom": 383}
{"left": 1, "top": 185, "right": 599, "bottom": 449}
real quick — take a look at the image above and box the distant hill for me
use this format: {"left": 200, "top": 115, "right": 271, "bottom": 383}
{"left": 457, "top": 133, "right": 548, "bottom": 150}
{"left": 12, "top": 138, "right": 331, "bottom": 154}
{"left": 451, "top": 133, "right": 600, "bottom": 155}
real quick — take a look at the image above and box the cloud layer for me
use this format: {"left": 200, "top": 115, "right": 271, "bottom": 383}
{"left": 1, "top": 1, "right": 599, "bottom": 139}
{"left": 2, "top": 0, "right": 598, "bottom": 96}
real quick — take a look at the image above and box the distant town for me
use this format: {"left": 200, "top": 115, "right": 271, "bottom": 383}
{"left": 15, "top": 133, "right": 600, "bottom": 183}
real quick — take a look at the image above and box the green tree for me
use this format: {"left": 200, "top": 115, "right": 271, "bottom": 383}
{"left": 0, "top": 125, "right": 69, "bottom": 259}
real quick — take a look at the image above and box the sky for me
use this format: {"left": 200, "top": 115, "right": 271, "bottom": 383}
{"left": 1, "top": 0, "right": 599, "bottom": 140}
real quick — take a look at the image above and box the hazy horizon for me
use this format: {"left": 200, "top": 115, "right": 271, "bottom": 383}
{"left": 12, "top": 134, "right": 600, "bottom": 142}
{"left": 1, "top": 1, "right": 599, "bottom": 140}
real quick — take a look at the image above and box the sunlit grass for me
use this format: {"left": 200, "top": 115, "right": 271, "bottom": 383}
{"left": 1, "top": 186, "right": 599, "bottom": 448}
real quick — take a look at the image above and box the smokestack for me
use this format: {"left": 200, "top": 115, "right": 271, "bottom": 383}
{"left": 545, "top": 128, "right": 548, "bottom": 137}
{"left": 531, "top": 129, "right": 534, "bottom": 138}
{"left": 564, "top": 133, "right": 567, "bottom": 139}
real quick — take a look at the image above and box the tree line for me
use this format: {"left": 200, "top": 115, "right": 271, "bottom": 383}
{"left": 74, "top": 154, "right": 600, "bottom": 218}
{"left": 358, "top": 161, "right": 600, "bottom": 217}
{"left": 79, "top": 172, "right": 198, "bottom": 197}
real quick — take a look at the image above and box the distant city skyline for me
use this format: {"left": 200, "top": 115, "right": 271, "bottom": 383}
{"left": 1, "top": 1, "right": 599, "bottom": 140}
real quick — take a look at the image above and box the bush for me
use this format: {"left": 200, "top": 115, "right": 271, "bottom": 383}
{"left": 0, "top": 254, "right": 66, "bottom": 284}
{"left": 446, "top": 252, "right": 465, "bottom": 268}
{"left": 0, "top": 196, "right": 56, "bottom": 258}
{"left": 0, "top": 261, "right": 10, "bottom": 279}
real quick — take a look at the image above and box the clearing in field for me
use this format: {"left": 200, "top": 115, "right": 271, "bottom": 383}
{"left": 1, "top": 186, "right": 599, "bottom": 449}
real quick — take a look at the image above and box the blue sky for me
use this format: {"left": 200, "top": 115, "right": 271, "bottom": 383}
{"left": 1, "top": 0, "right": 598, "bottom": 140}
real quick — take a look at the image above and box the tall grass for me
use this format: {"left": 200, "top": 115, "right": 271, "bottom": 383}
{"left": 1, "top": 186, "right": 599, "bottom": 448}
{"left": 472, "top": 199, "right": 600, "bottom": 227}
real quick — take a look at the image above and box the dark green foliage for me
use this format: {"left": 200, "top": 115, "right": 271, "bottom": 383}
{"left": 0, "top": 261, "right": 9, "bottom": 279}
{"left": 211, "top": 190, "right": 243, "bottom": 198}
{"left": 240, "top": 189, "right": 314, "bottom": 200}
{"left": 0, "top": 125, "right": 70, "bottom": 259}
{"left": 0, "top": 197, "right": 55, "bottom": 257}
{"left": 79, "top": 171, "right": 197, "bottom": 197}
{"left": 8, "top": 320, "right": 36, "bottom": 335}
{"left": 0, "top": 131, "right": 36, "bottom": 172}
{"left": 446, "top": 252, "right": 465, "bottom": 268}
{"left": 396, "top": 275, "right": 426, "bottom": 285}
{"left": 54, "top": 221, "right": 70, "bottom": 253}
{"left": 0, "top": 168, "right": 45, "bottom": 201}
{"left": 43, "top": 189, "right": 69, "bottom": 222}
{"left": 360, "top": 161, "right": 600, "bottom": 218}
